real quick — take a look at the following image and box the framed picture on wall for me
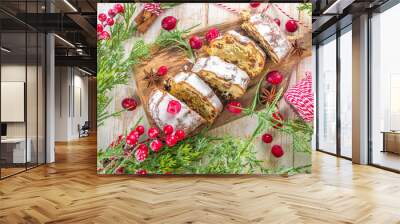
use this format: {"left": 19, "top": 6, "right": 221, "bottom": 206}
{"left": 96, "top": 3, "right": 314, "bottom": 175}
{"left": 1, "top": 81, "right": 25, "bottom": 122}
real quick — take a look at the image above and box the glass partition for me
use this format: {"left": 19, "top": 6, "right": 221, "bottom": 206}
{"left": 370, "top": 3, "right": 400, "bottom": 171}
{"left": 0, "top": 0, "right": 46, "bottom": 179}
{"left": 317, "top": 35, "right": 337, "bottom": 155}
{"left": 1, "top": 30, "right": 28, "bottom": 177}
{"left": 339, "top": 27, "right": 352, "bottom": 158}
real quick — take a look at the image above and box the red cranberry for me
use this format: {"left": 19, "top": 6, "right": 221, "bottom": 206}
{"left": 108, "top": 8, "right": 117, "bottom": 18}
{"left": 115, "top": 167, "right": 125, "bottom": 174}
{"left": 129, "top": 130, "right": 140, "bottom": 140}
{"left": 262, "top": 133, "right": 273, "bottom": 144}
{"left": 266, "top": 71, "right": 283, "bottom": 85}
{"left": 163, "top": 125, "right": 174, "bottom": 135}
{"left": 135, "top": 144, "right": 149, "bottom": 162}
{"left": 97, "top": 24, "right": 103, "bottom": 33}
{"left": 167, "top": 100, "right": 181, "bottom": 114}
{"left": 114, "top": 3, "right": 125, "bottom": 14}
{"left": 274, "top": 18, "right": 281, "bottom": 26}
{"left": 285, "top": 19, "right": 298, "bottom": 33}
{"left": 98, "top": 13, "right": 107, "bottom": 22}
{"left": 121, "top": 98, "right": 137, "bottom": 111}
{"left": 106, "top": 17, "right": 114, "bottom": 26}
{"left": 136, "top": 169, "right": 147, "bottom": 175}
{"left": 174, "top": 129, "right": 185, "bottom": 141}
{"left": 126, "top": 136, "right": 137, "bottom": 146}
{"left": 99, "top": 31, "right": 110, "bottom": 40}
{"left": 161, "top": 16, "right": 177, "bottom": 31}
{"left": 165, "top": 135, "right": 178, "bottom": 147}
{"left": 227, "top": 101, "right": 242, "bottom": 114}
{"left": 250, "top": 2, "right": 261, "bottom": 8}
{"left": 150, "top": 139, "right": 163, "bottom": 152}
{"left": 189, "top": 35, "right": 203, "bottom": 49}
{"left": 271, "top": 145, "right": 284, "bottom": 158}
{"left": 135, "top": 125, "right": 145, "bottom": 135}
{"left": 157, "top": 66, "right": 168, "bottom": 76}
{"left": 148, "top": 127, "right": 160, "bottom": 139}
{"left": 205, "top": 28, "right": 220, "bottom": 42}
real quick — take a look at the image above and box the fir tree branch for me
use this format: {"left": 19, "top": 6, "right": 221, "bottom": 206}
{"left": 97, "top": 4, "right": 150, "bottom": 127}
{"left": 155, "top": 24, "right": 200, "bottom": 62}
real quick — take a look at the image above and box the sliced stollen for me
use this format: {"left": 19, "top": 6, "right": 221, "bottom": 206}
{"left": 241, "top": 12, "right": 291, "bottom": 64}
{"left": 148, "top": 89, "right": 206, "bottom": 134}
{"left": 191, "top": 56, "right": 250, "bottom": 100}
{"left": 206, "top": 30, "right": 266, "bottom": 78}
{"left": 166, "top": 72, "right": 223, "bottom": 123}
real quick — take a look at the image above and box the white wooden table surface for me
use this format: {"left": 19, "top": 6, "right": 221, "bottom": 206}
{"left": 97, "top": 3, "right": 312, "bottom": 170}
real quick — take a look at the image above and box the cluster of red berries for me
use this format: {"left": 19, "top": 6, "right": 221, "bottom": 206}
{"left": 97, "top": 3, "right": 125, "bottom": 40}
{"left": 261, "top": 133, "right": 284, "bottom": 158}
{"left": 161, "top": 15, "right": 220, "bottom": 50}
{"left": 122, "top": 124, "right": 185, "bottom": 163}
{"left": 248, "top": 2, "right": 298, "bottom": 33}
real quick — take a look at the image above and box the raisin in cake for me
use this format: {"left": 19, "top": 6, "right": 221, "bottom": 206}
{"left": 192, "top": 56, "right": 250, "bottom": 100}
{"left": 207, "top": 30, "right": 266, "bottom": 78}
{"left": 166, "top": 72, "right": 223, "bottom": 123}
{"left": 241, "top": 12, "right": 291, "bottom": 64}
{"left": 148, "top": 89, "right": 206, "bottom": 134}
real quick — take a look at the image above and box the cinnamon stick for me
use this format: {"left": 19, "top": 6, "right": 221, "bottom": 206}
{"left": 134, "top": 9, "right": 159, "bottom": 34}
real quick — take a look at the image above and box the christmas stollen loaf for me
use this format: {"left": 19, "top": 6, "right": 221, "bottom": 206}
{"left": 206, "top": 30, "right": 266, "bottom": 78}
{"left": 241, "top": 12, "right": 291, "bottom": 64}
{"left": 191, "top": 56, "right": 250, "bottom": 100}
{"left": 166, "top": 72, "right": 223, "bottom": 123}
{"left": 148, "top": 89, "right": 206, "bottom": 134}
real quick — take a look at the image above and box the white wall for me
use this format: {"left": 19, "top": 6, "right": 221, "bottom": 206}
{"left": 54, "top": 67, "right": 89, "bottom": 141}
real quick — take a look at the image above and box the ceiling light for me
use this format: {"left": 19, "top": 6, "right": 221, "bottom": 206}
{"left": 323, "top": 0, "right": 355, "bottom": 14}
{"left": 63, "top": 0, "right": 78, "bottom": 12}
{"left": 54, "top": 34, "right": 75, "bottom": 48}
{"left": 1, "top": 47, "right": 11, "bottom": 53}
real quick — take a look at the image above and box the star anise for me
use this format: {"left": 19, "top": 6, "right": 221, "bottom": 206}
{"left": 290, "top": 40, "right": 306, "bottom": 57}
{"left": 143, "top": 68, "right": 162, "bottom": 87}
{"left": 260, "top": 85, "right": 277, "bottom": 105}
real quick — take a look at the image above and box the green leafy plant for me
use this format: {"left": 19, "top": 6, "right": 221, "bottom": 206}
{"left": 298, "top": 3, "right": 312, "bottom": 16}
{"left": 155, "top": 24, "right": 199, "bottom": 62}
{"left": 97, "top": 126, "right": 264, "bottom": 175}
{"left": 160, "top": 3, "right": 181, "bottom": 9}
{"left": 97, "top": 3, "right": 150, "bottom": 127}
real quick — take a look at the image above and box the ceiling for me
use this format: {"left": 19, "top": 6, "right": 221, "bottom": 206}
{"left": 312, "top": 0, "right": 391, "bottom": 43}
{"left": 0, "top": 0, "right": 96, "bottom": 74}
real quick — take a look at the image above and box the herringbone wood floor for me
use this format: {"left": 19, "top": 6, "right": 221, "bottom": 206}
{"left": 1, "top": 135, "right": 400, "bottom": 224}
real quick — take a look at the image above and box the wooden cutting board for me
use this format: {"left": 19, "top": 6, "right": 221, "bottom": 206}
{"left": 133, "top": 19, "right": 312, "bottom": 133}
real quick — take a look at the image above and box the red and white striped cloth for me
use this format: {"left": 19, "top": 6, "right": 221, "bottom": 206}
{"left": 144, "top": 3, "right": 163, "bottom": 16}
{"left": 284, "top": 72, "right": 314, "bottom": 122}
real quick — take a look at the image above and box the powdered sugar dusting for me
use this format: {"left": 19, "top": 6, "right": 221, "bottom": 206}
{"left": 192, "top": 56, "right": 250, "bottom": 90}
{"left": 148, "top": 89, "right": 205, "bottom": 134}
{"left": 249, "top": 14, "right": 291, "bottom": 61}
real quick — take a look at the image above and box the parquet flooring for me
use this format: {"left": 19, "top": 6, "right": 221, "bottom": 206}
{"left": 1, "top": 135, "right": 400, "bottom": 224}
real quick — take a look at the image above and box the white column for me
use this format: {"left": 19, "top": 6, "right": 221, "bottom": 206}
{"left": 46, "top": 32, "right": 55, "bottom": 163}
{"left": 352, "top": 14, "right": 369, "bottom": 164}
